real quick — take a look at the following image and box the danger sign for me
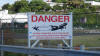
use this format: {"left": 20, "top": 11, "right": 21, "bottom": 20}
{"left": 27, "top": 13, "right": 73, "bottom": 40}
{"left": 31, "top": 15, "right": 69, "bottom": 22}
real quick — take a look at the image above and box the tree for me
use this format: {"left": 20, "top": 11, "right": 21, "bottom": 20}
{"left": 29, "top": 0, "right": 51, "bottom": 12}
{"left": 89, "top": 6, "right": 96, "bottom": 12}
{"left": 2, "top": 3, "right": 15, "bottom": 13}
{"left": 2, "top": 3, "right": 10, "bottom": 10}
{"left": 53, "top": 5, "right": 63, "bottom": 11}
{"left": 63, "top": 3, "right": 67, "bottom": 12}
{"left": 62, "top": 0, "right": 68, "bottom": 3}
{"left": 13, "top": 0, "right": 30, "bottom": 13}
{"left": 52, "top": 0, "right": 68, "bottom": 3}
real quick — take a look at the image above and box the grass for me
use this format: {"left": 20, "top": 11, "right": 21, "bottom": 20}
{"left": 7, "top": 35, "right": 100, "bottom": 47}
{"left": 5, "top": 52, "right": 27, "bottom": 56}
{"left": 73, "top": 35, "right": 100, "bottom": 47}
{"left": 4, "top": 35, "right": 100, "bottom": 56}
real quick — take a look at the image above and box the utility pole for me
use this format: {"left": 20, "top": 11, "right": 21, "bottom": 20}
{"left": 0, "top": 28, "right": 4, "bottom": 56}
{"left": 0, "top": 16, "right": 4, "bottom": 56}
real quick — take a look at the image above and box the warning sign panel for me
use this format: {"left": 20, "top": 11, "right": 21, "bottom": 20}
{"left": 27, "top": 13, "right": 73, "bottom": 40}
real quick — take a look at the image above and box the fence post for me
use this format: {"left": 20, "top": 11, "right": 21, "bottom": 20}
{"left": 1, "top": 30, "right": 3, "bottom": 45}
{"left": 38, "top": 43, "right": 43, "bottom": 48}
{"left": 37, "top": 43, "right": 43, "bottom": 56}
{"left": 57, "top": 43, "right": 63, "bottom": 49}
{"left": 1, "top": 29, "right": 4, "bottom": 56}
{"left": 80, "top": 45, "right": 85, "bottom": 51}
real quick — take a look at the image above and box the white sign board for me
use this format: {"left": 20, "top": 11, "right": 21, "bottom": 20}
{"left": 27, "top": 13, "right": 72, "bottom": 40}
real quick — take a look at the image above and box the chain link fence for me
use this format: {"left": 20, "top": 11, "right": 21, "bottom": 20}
{"left": 0, "top": 13, "right": 28, "bottom": 46}
{"left": 73, "top": 12, "right": 100, "bottom": 49}
{"left": 0, "top": 12, "right": 100, "bottom": 49}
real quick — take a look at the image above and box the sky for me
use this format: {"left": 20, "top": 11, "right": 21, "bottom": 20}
{"left": 0, "top": 0, "right": 47, "bottom": 8}
{"left": 0, "top": 0, "right": 16, "bottom": 7}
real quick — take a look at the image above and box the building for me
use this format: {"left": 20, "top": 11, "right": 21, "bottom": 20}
{"left": 84, "top": 0, "right": 100, "bottom": 6}
{"left": 0, "top": 10, "right": 27, "bottom": 23}
{"left": 0, "top": 10, "right": 28, "bottom": 28}
{"left": 44, "top": 0, "right": 63, "bottom": 7}
{"left": 45, "top": 0, "right": 100, "bottom": 7}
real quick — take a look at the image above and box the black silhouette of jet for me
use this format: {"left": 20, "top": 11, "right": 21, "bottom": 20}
{"left": 50, "top": 23, "right": 67, "bottom": 31}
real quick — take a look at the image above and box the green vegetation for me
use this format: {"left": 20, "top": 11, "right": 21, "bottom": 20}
{"left": 87, "top": 0, "right": 100, "bottom": 2}
{"left": 52, "top": 0, "right": 68, "bottom": 3}
{"left": 4, "top": 35, "right": 100, "bottom": 47}
{"left": 13, "top": 0, "right": 30, "bottom": 13}
{"left": 29, "top": 0, "right": 51, "bottom": 12}
{"left": 2, "top": 0, "right": 96, "bottom": 13}
{"left": 2, "top": 0, "right": 51, "bottom": 13}
{"left": 73, "top": 35, "right": 100, "bottom": 47}
{"left": 2, "top": 0, "right": 100, "bottom": 28}
{"left": 5, "top": 52, "right": 27, "bottom": 56}
{"left": 3, "top": 34, "right": 100, "bottom": 56}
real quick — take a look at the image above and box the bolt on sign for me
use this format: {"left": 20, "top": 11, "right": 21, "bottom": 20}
{"left": 27, "top": 13, "right": 73, "bottom": 40}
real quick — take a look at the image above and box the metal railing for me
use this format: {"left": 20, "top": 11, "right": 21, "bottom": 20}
{"left": 0, "top": 45, "right": 100, "bottom": 56}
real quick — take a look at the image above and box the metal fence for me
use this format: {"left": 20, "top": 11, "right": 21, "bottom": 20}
{"left": 73, "top": 12, "right": 100, "bottom": 49}
{"left": 0, "top": 45, "right": 100, "bottom": 56}
{"left": 0, "top": 12, "right": 100, "bottom": 48}
{"left": 0, "top": 12, "right": 100, "bottom": 56}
